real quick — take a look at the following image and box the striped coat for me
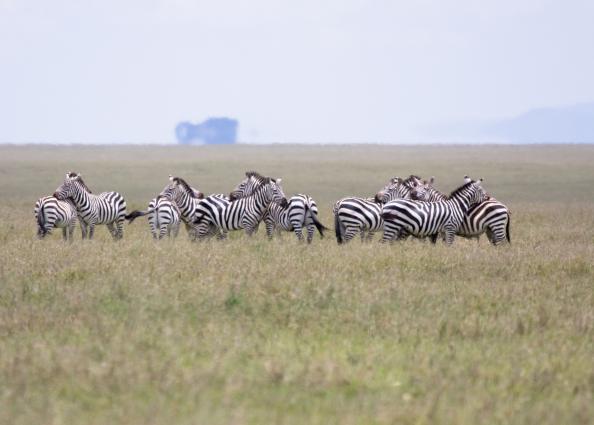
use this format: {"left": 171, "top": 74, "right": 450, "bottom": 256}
{"left": 53, "top": 172, "right": 126, "bottom": 240}
{"left": 34, "top": 196, "right": 79, "bottom": 240}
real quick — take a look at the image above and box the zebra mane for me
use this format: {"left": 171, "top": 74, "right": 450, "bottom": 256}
{"left": 403, "top": 175, "right": 421, "bottom": 187}
{"left": 245, "top": 171, "right": 279, "bottom": 184}
{"left": 69, "top": 173, "right": 92, "bottom": 193}
{"left": 449, "top": 181, "right": 475, "bottom": 199}
{"left": 230, "top": 177, "right": 273, "bottom": 202}
{"left": 172, "top": 177, "right": 203, "bottom": 199}
{"left": 245, "top": 170, "right": 265, "bottom": 180}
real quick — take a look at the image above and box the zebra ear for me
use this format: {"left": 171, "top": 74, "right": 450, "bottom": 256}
{"left": 169, "top": 175, "right": 174, "bottom": 181}
{"left": 276, "top": 178, "right": 282, "bottom": 184}
{"left": 429, "top": 176, "right": 435, "bottom": 184}
{"left": 477, "top": 178, "right": 483, "bottom": 186}
{"left": 463, "top": 175, "right": 471, "bottom": 184}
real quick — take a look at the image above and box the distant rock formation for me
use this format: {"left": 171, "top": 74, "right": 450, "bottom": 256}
{"left": 175, "top": 117, "right": 238, "bottom": 145}
{"left": 486, "top": 102, "right": 594, "bottom": 143}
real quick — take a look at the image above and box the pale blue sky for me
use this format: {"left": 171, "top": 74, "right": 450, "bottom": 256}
{"left": 1, "top": 0, "right": 593, "bottom": 143}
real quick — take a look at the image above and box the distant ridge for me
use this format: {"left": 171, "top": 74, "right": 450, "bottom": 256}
{"left": 486, "top": 102, "right": 594, "bottom": 144}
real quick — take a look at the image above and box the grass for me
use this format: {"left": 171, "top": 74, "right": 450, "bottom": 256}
{"left": 0, "top": 144, "right": 593, "bottom": 424}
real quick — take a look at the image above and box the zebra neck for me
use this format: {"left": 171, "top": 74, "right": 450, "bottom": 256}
{"left": 71, "top": 183, "right": 92, "bottom": 208}
{"left": 178, "top": 192, "right": 196, "bottom": 219}
{"left": 449, "top": 191, "right": 473, "bottom": 213}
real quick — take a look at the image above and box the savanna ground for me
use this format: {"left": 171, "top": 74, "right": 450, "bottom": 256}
{"left": 1, "top": 144, "right": 593, "bottom": 425}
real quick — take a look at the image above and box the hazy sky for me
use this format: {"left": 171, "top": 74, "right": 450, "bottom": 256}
{"left": 1, "top": 0, "right": 593, "bottom": 144}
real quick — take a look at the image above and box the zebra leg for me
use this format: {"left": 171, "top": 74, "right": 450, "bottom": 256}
{"left": 381, "top": 224, "right": 400, "bottom": 243}
{"left": 88, "top": 224, "right": 95, "bottom": 240}
{"left": 306, "top": 224, "right": 314, "bottom": 244}
{"left": 171, "top": 222, "right": 180, "bottom": 238}
{"left": 265, "top": 218, "right": 275, "bottom": 240}
{"left": 343, "top": 227, "right": 359, "bottom": 243}
{"left": 62, "top": 227, "right": 67, "bottom": 241}
{"left": 159, "top": 223, "right": 168, "bottom": 239}
{"left": 107, "top": 223, "right": 116, "bottom": 237}
{"left": 366, "top": 231, "right": 375, "bottom": 242}
{"left": 293, "top": 225, "right": 304, "bottom": 242}
{"left": 443, "top": 228, "right": 456, "bottom": 245}
{"left": 115, "top": 220, "right": 124, "bottom": 240}
{"left": 80, "top": 221, "right": 88, "bottom": 239}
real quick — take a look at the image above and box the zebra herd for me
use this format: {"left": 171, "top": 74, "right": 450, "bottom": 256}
{"left": 34, "top": 171, "right": 510, "bottom": 246}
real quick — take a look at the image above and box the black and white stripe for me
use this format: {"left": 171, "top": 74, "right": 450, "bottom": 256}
{"left": 412, "top": 177, "right": 510, "bottom": 245}
{"left": 333, "top": 175, "right": 426, "bottom": 244}
{"left": 264, "top": 194, "right": 327, "bottom": 243}
{"left": 125, "top": 195, "right": 181, "bottom": 239}
{"left": 229, "top": 171, "right": 280, "bottom": 200}
{"left": 381, "top": 179, "right": 487, "bottom": 244}
{"left": 159, "top": 176, "right": 205, "bottom": 237}
{"left": 193, "top": 177, "right": 285, "bottom": 239}
{"left": 458, "top": 197, "right": 511, "bottom": 245}
{"left": 34, "top": 196, "right": 79, "bottom": 240}
{"left": 53, "top": 172, "right": 126, "bottom": 240}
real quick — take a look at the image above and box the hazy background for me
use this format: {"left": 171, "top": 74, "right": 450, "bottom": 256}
{"left": 2, "top": 0, "right": 594, "bottom": 144}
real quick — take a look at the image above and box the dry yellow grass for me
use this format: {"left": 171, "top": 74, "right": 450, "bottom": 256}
{"left": 0, "top": 144, "right": 593, "bottom": 425}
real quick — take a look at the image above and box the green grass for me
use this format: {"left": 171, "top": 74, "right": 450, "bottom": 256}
{"left": 1, "top": 144, "right": 593, "bottom": 424}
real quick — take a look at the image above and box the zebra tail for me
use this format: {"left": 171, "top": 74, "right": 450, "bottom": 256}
{"left": 305, "top": 204, "right": 328, "bottom": 238}
{"left": 334, "top": 213, "right": 343, "bottom": 244}
{"left": 506, "top": 214, "right": 511, "bottom": 244}
{"left": 37, "top": 203, "right": 46, "bottom": 236}
{"left": 125, "top": 209, "right": 150, "bottom": 223}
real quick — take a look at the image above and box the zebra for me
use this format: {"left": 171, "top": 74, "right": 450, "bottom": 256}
{"left": 380, "top": 177, "right": 488, "bottom": 244}
{"left": 229, "top": 172, "right": 326, "bottom": 242}
{"left": 159, "top": 175, "right": 226, "bottom": 239}
{"left": 334, "top": 175, "right": 427, "bottom": 244}
{"left": 53, "top": 172, "right": 126, "bottom": 240}
{"left": 264, "top": 194, "right": 328, "bottom": 243}
{"left": 34, "top": 196, "right": 79, "bottom": 241}
{"left": 411, "top": 176, "right": 511, "bottom": 245}
{"left": 193, "top": 176, "right": 286, "bottom": 239}
{"left": 125, "top": 195, "right": 181, "bottom": 239}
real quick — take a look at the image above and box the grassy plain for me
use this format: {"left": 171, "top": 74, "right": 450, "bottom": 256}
{"left": 0, "top": 144, "right": 593, "bottom": 425}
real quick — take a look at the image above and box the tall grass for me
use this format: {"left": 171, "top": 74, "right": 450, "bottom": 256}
{"left": 0, "top": 145, "right": 593, "bottom": 424}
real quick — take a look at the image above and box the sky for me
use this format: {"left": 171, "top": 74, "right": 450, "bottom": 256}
{"left": 1, "top": 0, "right": 594, "bottom": 144}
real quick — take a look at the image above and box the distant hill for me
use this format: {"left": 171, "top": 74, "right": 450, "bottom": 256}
{"left": 485, "top": 102, "right": 594, "bottom": 144}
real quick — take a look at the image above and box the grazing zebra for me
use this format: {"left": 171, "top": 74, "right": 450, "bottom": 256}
{"left": 34, "top": 196, "right": 79, "bottom": 240}
{"left": 193, "top": 176, "right": 285, "bottom": 239}
{"left": 53, "top": 172, "right": 126, "bottom": 240}
{"left": 381, "top": 178, "right": 488, "bottom": 244}
{"left": 125, "top": 195, "right": 181, "bottom": 239}
{"left": 334, "top": 175, "right": 427, "bottom": 244}
{"left": 411, "top": 177, "right": 511, "bottom": 245}
{"left": 264, "top": 194, "right": 328, "bottom": 243}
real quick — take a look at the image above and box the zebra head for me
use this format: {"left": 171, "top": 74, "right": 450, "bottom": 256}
{"left": 450, "top": 177, "right": 488, "bottom": 208}
{"left": 229, "top": 171, "right": 285, "bottom": 201}
{"left": 411, "top": 176, "right": 443, "bottom": 201}
{"left": 53, "top": 172, "right": 91, "bottom": 200}
{"left": 375, "top": 175, "right": 426, "bottom": 203}
{"left": 161, "top": 175, "right": 204, "bottom": 202}
{"left": 262, "top": 177, "right": 286, "bottom": 204}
